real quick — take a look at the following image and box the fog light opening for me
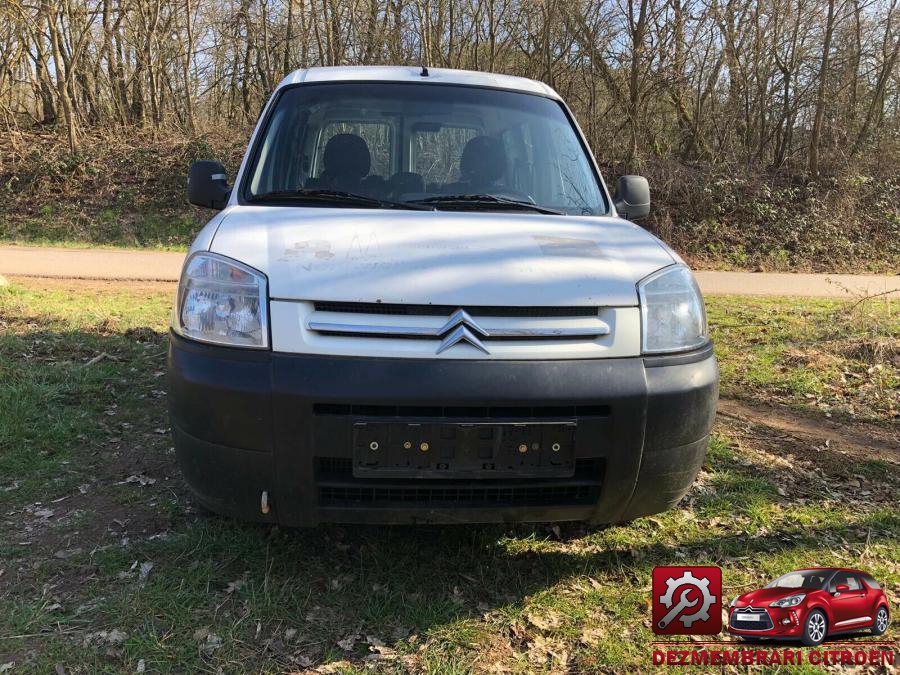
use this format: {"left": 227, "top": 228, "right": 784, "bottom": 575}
{"left": 781, "top": 618, "right": 791, "bottom": 625}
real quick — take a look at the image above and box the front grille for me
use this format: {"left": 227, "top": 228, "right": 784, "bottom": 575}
{"left": 313, "top": 403, "right": 610, "bottom": 419}
{"left": 315, "top": 457, "right": 603, "bottom": 507}
{"left": 730, "top": 610, "right": 774, "bottom": 631}
{"left": 313, "top": 301, "right": 598, "bottom": 317}
{"left": 312, "top": 329, "right": 594, "bottom": 341}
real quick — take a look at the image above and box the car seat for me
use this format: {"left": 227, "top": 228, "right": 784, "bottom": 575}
{"left": 306, "top": 133, "right": 371, "bottom": 192}
{"left": 442, "top": 136, "right": 507, "bottom": 194}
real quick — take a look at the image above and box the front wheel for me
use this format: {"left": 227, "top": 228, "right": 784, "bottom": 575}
{"left": 802, "top": 610, "right": 828, "bottom": 646}
{"left": 873, "top": 606, "right": 889, "bottom": 635}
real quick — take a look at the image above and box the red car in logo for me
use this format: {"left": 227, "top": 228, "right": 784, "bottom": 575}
{"left": 728, "top": 568, "right": 890, "bottom": 646}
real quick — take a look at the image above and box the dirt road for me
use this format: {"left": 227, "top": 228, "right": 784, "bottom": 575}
{"left": 0, "top": 244, "right": 897, "bottom": 297}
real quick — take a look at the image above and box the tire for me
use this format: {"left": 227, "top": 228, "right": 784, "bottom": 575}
{"left": 872, "top": 606, "right": 889, "bottom": 636}
{"left": 801, "top": 609, "right": 827, "bottom": 647}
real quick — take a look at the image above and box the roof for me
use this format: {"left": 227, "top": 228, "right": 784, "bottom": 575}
{"left": 277, "top": 66, "right": 560, "bottom": 99}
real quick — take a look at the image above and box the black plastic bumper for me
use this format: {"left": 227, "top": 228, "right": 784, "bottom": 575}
{"left": 168, "top": 333, "right": 718, "bottom": 526}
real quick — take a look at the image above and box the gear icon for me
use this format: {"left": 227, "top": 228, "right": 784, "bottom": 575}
{"left": 659, "top": 570, "right": 717, "bottom": 628}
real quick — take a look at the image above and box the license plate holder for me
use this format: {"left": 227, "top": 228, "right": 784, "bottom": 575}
{"left": 352, "top": 420, "right": 577, "bottom": 478}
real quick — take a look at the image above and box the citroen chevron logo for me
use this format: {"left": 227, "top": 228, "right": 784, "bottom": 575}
{"left": 435, "top": 309, "right": 489, "bottom": 354}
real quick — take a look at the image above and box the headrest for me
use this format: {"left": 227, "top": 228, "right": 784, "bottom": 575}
{"left": 323, "top": 133, "right": 371, "bottom": 179}
{"left": 460, "top": 136, "right": 506, "bottom": 183}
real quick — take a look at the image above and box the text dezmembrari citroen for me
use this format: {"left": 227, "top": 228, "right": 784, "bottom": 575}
{"left": 168, "top": 66, "right": 719, "bottom": 526}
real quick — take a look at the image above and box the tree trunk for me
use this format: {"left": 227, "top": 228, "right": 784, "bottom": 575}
{"left": 808, "top": 0, "right": 836, "bottom": 177}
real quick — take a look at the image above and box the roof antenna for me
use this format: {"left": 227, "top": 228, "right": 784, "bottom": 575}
{"left": 420, "top": 65, "right": 429, "bottom": 77}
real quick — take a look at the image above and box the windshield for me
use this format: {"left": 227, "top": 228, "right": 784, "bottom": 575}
{"left": 765, "top": 570, "right": 831, "bottom": 590}
{"left": 244, "top": 82, "right": 607, "bottom": 215}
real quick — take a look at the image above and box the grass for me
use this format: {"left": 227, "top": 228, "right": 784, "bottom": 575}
{"left": 708, "top": 296, "right": 899, "bottom": 423}
{"left": 0, "top": 210, "right": 197, "bottom": 251}
{"left": 0, "top": 281, "right": 897, "bottom": 672}
{"left": 0, "top": 236, "right": 189, "bottom": 253}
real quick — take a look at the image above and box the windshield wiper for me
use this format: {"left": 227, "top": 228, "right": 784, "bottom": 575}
{"left": 246, "top": 189, "right": 431, "bottom": 210}
{"left": 410, "top": 194, "right": 565, "bottom": 215}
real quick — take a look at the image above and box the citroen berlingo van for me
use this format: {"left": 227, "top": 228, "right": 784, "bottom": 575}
{"left": 169, "top": 66, "right": 718, "bottom": 525}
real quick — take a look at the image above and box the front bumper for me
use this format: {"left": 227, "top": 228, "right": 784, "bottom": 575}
{"left": 727, "top": 606, "right": 805, "bottom": 638}
{"left": 167, "top": 333, "right": 718, "bottom": 526}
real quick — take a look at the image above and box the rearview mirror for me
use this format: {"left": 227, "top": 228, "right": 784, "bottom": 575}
{"left": 188, "top": 160, "right": 231, "bottom": 210}
{"left": 835, "top": 584, "right": 850, "bottom": 593}
{"left": 615, "top": 175, "right": 650, "bottom": 220}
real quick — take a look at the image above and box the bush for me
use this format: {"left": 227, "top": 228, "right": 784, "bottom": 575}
{"left": 2, "top": 130, "right": 898, "bottom": 271}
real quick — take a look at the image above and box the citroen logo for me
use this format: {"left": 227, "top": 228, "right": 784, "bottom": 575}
{"left": 435, "top": 309, "right": 489, "bottom": 354}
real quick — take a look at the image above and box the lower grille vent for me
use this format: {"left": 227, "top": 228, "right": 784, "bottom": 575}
{"left": 315, "top": 458, "right": 603, "bottom": 508}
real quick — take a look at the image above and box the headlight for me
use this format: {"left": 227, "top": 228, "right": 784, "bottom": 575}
{"left": 638, "top": 264, "right": 708, "bottom": 353}
{"left": 173, "top": 252, "right": 268, "bottom": 348}
{"left": 769, "top": 593, "right": 806, "bottom": 608}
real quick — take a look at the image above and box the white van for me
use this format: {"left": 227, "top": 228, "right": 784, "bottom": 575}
{"left": 169, "top": 66, "right": 718, "bottom": 525}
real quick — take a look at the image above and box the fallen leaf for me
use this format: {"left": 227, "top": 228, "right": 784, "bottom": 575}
{"left": 225, "top": 579, "right": 245, "bottom": 594}
{"left": 120, "top": 475, "right": 155, "bottom": 487}
{"left": 201, "top": 634, "right": 222, "bottom": 653}
{"left": 527, "top": 610, "right": 563, "bottom": 631}
{"left": 337, "top": 634, "right": 359, "bottom": 651}
{"left": 105, "top": 629, "right": 127, "bottom": 645}
{"left": 138, "top": 562, "right": 154, "bottom": 583}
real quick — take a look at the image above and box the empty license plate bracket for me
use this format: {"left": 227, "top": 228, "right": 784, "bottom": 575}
{"left": 351, "top": 421, "right": 577, "bottom": 478}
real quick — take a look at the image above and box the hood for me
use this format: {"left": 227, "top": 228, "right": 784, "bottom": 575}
{"left": 209, "top": 207, "right": 676, "bottom": 306}
{"left": 736, "top": 588, "right": 810, "bottom": 606}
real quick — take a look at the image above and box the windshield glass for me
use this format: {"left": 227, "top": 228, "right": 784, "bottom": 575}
{"left": 244, "top": 82, "right": 607, "bottom": 215}
{"left": 766, "top": 570, "right": 831, "bottom": 589}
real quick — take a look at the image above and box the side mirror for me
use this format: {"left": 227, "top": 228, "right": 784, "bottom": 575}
{"left": 615, "top": 175, "right": 650, "bottom": 220}
{"left": 835, "top": 584, "right": 850, "bottom": 593}
{"left": 188, "top": 160, "right": 231, "bottom": 210}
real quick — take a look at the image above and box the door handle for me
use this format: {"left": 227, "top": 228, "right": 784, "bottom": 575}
{"left": 859, "top": 593, "right": 865, "bottom": 597}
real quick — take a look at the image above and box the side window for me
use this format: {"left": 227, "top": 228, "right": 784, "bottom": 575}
{"left": 250, "top": 105, "right": 305, "bottom": 194}
{"left": 831, "top": 572, "right": 861, "bottom": 591}
{"left": 314, "top": 121, "right": 392, "bottom": 178}
{"left": 544, "top": 115, "right": 603, "bottom": 213}
{"left": 412, "top": 124, "right": 477, "bottom": 184}
{"left": 860, "top": 574, "right": 881, "bottom": 590}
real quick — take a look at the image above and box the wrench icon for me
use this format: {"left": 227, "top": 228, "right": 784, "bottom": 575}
{"left": 657, "top": 588, "right": 698, "bottom": 629}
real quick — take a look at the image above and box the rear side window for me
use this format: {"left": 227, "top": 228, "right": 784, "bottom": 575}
{"left": 412, "top": 124, "right": 478, "bottom": 185}
{"left": 860, "top": 573, "right": 881, "bottom": 590}
{"left": 315, "top": 121, "right": 393, "bottom": 178}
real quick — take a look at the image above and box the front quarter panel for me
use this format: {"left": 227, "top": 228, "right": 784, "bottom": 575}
{"left": 806, "top": 596, "right": 834, "bottom": 628}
